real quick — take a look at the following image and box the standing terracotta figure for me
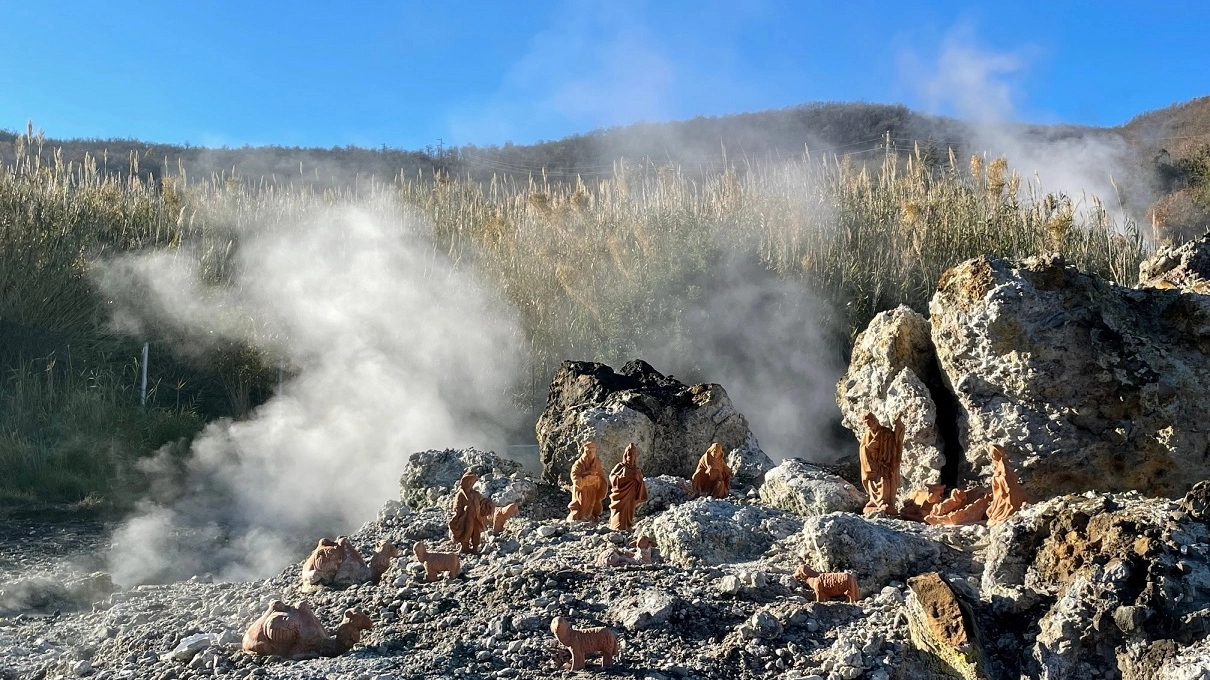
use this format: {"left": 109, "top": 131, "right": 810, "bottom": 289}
{"left": 986, "top": 444, "right": 1028, "bottom": 525}
{"left": 448, "top": 470, "right": 488, "bottom": 553}
{"left": 567, "top": 441, "right": 609, "bottom": 522}
{"left": 858, "top": 412, "right": 904, "bottom": 516}
{"left": 691, "top": 442, "right": 734, "bottom": 498}
{"left": 608, "top": 444, "right": 648, "bottom": 532}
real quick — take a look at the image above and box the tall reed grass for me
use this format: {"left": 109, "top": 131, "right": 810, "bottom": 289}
{"left": 0, "top": 127, "right": 1151, "bottom": 502}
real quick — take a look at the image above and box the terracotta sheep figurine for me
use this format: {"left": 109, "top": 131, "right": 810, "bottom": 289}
{"left": 794, "top": 564, "right": 859, "bottom": 604}
{"left": 413, "top": 541, "right": 460, "bottom": 582}
{"left": 550, "top": 616, "right": 617, "bottom": 671}
{"left": 489, "top": 502, "right": 520, "bottom": 534}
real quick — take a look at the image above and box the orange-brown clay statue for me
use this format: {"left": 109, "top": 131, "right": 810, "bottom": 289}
{"left": 449, "top": 470, "right": 488, "bottom": 553}
{"left": 241, "top": 600, "right": 372, "bottom": 659}
{"left": 301, "top": 536, "right": 393, "bottom": 589}
{"left": 794, "top": 565, "right": 859, "bottom": 603}
{"left": 567, "top": 441, "right": 609, "bottom": 522}
{"left": 608, "top": 444, "right": 648, "bottom": 532}
{"left": 550, "top": 616, "right": 617, "bottom": 671}
{"left": 924, "top": 488, "right": 989, "bottom": 525}
{"left": 595, "top": 534, "right": 660, "bottom": 567}
{"left": 986, "top": 444, "right": 1028, "bottom": 525}
{"left": 369, "top": 540, "right": 401, "bottom": 584}
{"left": 691, "top": 442, "right": 734, "bottom": 499}
{"left": 488, "top": 501, "right": 520, "bottom": 534}
{"left": 413, "top": 541, "right": 461, "bottom": 581}
{"left": 899, "top": 484, "right": 947, "bottom": 522}
{"left": 859, "top": 412, "right": 904, "bottom": 516}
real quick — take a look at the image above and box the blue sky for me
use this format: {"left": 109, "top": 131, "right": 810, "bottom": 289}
{"left": 3, "top": 0, "right": 1207, "bottom": 149}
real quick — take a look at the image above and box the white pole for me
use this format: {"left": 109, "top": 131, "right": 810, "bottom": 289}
{"left": 140, "top": 342, "right": 149, "bottom": 406}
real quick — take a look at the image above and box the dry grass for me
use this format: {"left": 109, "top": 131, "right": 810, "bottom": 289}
{"left": 0, "top": 129, "right": 1151, "bottom": 501}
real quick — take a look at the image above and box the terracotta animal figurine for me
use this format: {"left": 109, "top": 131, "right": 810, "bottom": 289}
{"left": 925, "top": 488, "right": 989, "bottom": 526}
{"left": 488, "top": 501, "right": 520, "bottom": 534}
{"left": 368, "top": 539, "right": 401, "bottom": 583}
{"left": 317, "top": 608, "right": 373, "bottom": 657}
{"left": 567, "top": 441, "right": 609, "bottom": 522}
{"left": 691, "top": 442, "right": 734, "bottom": 498}
{"left": 608, "top": 443, "right": 648, "bottom": 532}
{"left": 794, "top": 565, "right": 859, "bottom": 604}
{"left": 550, "top": 616, "right": 617, "bottom": 671}
{"left": 448, "top": 470, "right": 488, "bottom": 553}
{"left": 594, "top": 534, "right": 660, "bottom": 567}
{"left": 241, "top": 600, "right": 372, "bottom": 659}
{"left": 986, "top": 444, "right": 1028, "bottom": 525}
{"left": 413, "top": 541, "right": 461, "bottom": 582}
{"left": 300, "top": 538, "right": 343, "bottom": 587}
{"left": 859, "top": 412, "right": 904, "bottom": 516}
{"left": 899, "top": 484, "right": 946, "bottom": 522}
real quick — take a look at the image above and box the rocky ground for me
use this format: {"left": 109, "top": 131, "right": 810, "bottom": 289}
{"left": 1, "top": 447, "right": 1207, "bottom": 680}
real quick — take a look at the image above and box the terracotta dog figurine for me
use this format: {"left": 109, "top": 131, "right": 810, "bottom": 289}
{"left": 413, "top": 541, "right": 460, "bottom": 582}
{"left": 794, "top": 565, "right": 859, "bottom": 603}
{"left": 550, "top": 616, "right": 617, "bottom": 670}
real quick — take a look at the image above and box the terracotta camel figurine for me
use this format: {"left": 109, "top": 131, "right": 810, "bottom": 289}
{"left": 301, "top": 536, "right": 400, "bottom": 589}
{"left": 241, "top": 600, "right": 372, "bottom": 659}
{"left": 794, "top": 565, "right": 859, "bottom": 603}
{"left": 550, "top": 616, "right": 617, "bottom": 670}
{"left": 413, "top": 541, "right": 461, "bottom": 582}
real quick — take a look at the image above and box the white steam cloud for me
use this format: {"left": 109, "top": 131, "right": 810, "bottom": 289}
{"left": 95, "top": 202, "right": 523, "bottom": 585}
{"left": 901, "top": 26, "right": 1143, "bottom": 222}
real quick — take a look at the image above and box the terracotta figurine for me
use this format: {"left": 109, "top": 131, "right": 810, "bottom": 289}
{"left": 858, "top": 412, "right": 904, "bottom": 516}
{"left": 368, "top": 539, "right": 401, "bottom": 583}
{"left": 595, "top": 534, "right": 660, "bottom": 567}
{"left": 488, "top": 501, "right": 520, "bottom": 534}
{"left": 986, "top": 444, "right": 1028, "bottom": 525}
{"left": 608, "top": 444, "right": 648, "bottom": 532}
{"left": 300, "top": 536, "right": 397, "bottom": 590}
{"left": 691, "top": 442, "right": 734, "bottom": 498}
{"left": 241, "top": 600, "right": 372, "bottom": 659}
{"left": 413, "top": 541, "right": 461, "bottom": 582}
{"left": 550, "top": 616, "right": 617, "bottom": 671}
{"left": 899, "top": 484, "right": 946, "bottom": 522}
{"left": 925, "top": 488, "right": 989, "bottom": 525}
{"left": 448, "top": 470, "right": 488, "bottom": 553}
{"left": 300, "top": 538, "right": 342, "bottom": 587}
{"left": 567, "top": 441, "right": 609, "bottom": 522}
{"left": 794, "top": 565, "right": 859, "bottom": 603}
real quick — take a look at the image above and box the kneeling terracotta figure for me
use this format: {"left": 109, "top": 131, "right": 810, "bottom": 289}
{"left": 413, "top": 541, "right": 461, "bottom": 582}
{"left": 241, "top": 600, "right": 372, "bottom": 660}
{"left": 550, "top": 616, "right": 617, "bottom": 670}
{"left": 794, "top": 565, "right": 859, "bottom": 603}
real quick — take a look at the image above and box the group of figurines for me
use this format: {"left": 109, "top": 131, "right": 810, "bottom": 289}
{"left": 242, "top": 419, "right": 1027, "bottom": 669}
{"left": 858, "top": 411, "right": 1028, "bottom": 525}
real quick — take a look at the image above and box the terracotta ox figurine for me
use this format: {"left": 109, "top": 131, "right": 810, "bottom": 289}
{"left": 550, "top": 616, "right": 617, "bottom": 670}
{"left": 241, "top": 600, "right": 372, "bottom": 659}
{"left": 794, "top": 565, "right": 859, "bottom": 604}
{"left": 413, "top": 541, "right": 461, "bottom": 582}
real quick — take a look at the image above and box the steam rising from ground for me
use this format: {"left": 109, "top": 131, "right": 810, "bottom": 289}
{"left": 96, "top": 203, "right": 524, "bottom": 585}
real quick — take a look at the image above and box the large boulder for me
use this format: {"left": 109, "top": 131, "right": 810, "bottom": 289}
{"left": 398, "top": 448, "right": 533, "bottom": 510}
{"left": 930, "top": 253, "right": 1210, "bottom": 499}
{"left": 758, "top": 458, "right": 865, "bottom": 517}
{"left": 535, "top": 360, "right": 771, "bottom": 484}
{"left": 980, "top": 489, "right": 1210, "bottom": 679}
{"left": 904, "top": 572, "right": 992, "bottom": 680}
{"left": 641, "top": 498, "right": 801, "bottom": 566}
{"left": 796, "top": 513, "right": 968, "bottom": 595}
{"left": 1138, "top": 231, "right": 1210, "bottom": 292}
{"left": 836, "top": 305, "right": 948, "bottom": 496}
